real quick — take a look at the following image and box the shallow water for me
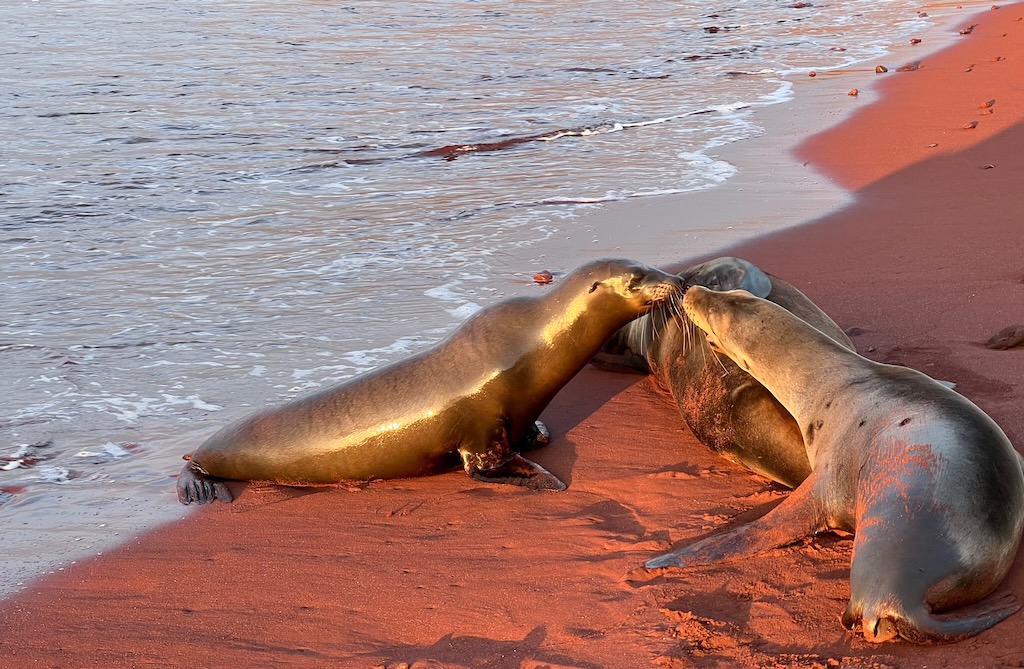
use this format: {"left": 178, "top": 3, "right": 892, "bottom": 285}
{"left": 0, "top": 0, "right": 975, "bottom": 593}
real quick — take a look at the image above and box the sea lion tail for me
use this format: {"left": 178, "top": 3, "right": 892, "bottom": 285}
{"left": 854, "top": 595, "right": 1021, "bottom": 644}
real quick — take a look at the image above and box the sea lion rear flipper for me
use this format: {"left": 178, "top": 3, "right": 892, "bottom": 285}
{"left": 645, "top": 474, "right": 824, "bottom": 569}
{"left": 465, "top": 453, "right": 567, "bottom": 491}
{"left": 846, "top": 593, "right": 1021, "bottom": 644}
{"left": 176, "top": 462, "right": 234, "bottom": 505}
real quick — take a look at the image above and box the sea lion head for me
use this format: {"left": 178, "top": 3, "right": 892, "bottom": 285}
{"left": 681, "top": 256, "right": 772, "bottom": 297}
{"left": 681, "top": 285, "right": 774, "bottom": 369}
{"left": 578, "top": 258, "right": 684, "bottom": 315}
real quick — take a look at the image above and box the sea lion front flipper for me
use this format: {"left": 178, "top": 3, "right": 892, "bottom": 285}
{"left": 465, "top": 452, "right": 566, "bottom": 491}
{"left": 460, "top": 418, "right": 566, "bottom": 490}
{"left": 645, "top": 475, "right": 824, "bottom": 569}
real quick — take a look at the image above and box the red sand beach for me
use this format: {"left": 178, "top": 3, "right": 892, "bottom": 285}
{"left": 3, "top": 5, "right": 1024, "bottom": 669}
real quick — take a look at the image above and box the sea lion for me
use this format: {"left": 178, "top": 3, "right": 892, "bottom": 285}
{"left": 177, "top": 258, "right": 683, "bottom": 505}
{"left": 595, "top": 257, "right": 853, "bottom": 488}
{"left": 646, "top": 286, "right": 1024, "bottom": 644}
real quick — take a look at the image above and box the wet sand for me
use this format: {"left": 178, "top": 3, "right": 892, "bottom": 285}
{"left": 3, "top": 4, "right": 1024, "bottom": 668}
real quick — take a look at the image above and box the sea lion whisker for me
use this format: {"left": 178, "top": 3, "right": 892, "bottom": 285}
{"left": 646, "top": 304, "right": 660, "bottom": 349}
{"left": 658, "top": 301, "right": 670, "bottom": 328}
{"left": 680, "top": 307, "right": 695, "bottom": 361}
{"left": 669, "top": 294, "right": 686, "bottom": 326}
{"left": 709, "top": 340, "right": 729, "bottom": 377}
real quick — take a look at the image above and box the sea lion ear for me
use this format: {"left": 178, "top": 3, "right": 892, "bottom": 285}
{"left": 733, "top": 259, "right": 771, "bottom": 298}
{"left": 589, "top": 281, "right": 600, "bottom": 293}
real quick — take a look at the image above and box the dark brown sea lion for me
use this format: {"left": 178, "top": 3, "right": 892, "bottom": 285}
{"left": 647, "top": 286, "right": 1024, "bottom": 644}
{"left": 177, "top": 258, "right": 683, "bottom": 505}
{"left": 595, "top": 257, "right": 853, "bottom": 488}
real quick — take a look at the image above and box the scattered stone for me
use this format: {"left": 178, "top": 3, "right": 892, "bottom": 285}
{"left": 532, "top": 270, "right": 553, "bottom": 285}
{"left": 986, "top": 324, "right": 1024, "bottom": 349}
{"left": 848, "top": 88, "right": 859, "bottom": 96}
{"left": 875, "top": 65, "right": 888, "bottom": 73}
{"left": 963, "top": 121, "right": 979, "bottom": 129}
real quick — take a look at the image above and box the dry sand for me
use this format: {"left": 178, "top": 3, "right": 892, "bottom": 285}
{"left": 3, "top": 4, "right": 1024, "bottom": 668}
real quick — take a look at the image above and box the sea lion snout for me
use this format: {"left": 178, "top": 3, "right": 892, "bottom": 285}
{"left": 642, "top": 274, "right": 684, "bottom": 304}
{"left": 681, "top": 285, "right": 713, "bottom": 326}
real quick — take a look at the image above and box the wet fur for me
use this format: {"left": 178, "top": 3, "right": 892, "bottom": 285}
{"left": 178, "top": 259, "right": 683, "bottom": 504}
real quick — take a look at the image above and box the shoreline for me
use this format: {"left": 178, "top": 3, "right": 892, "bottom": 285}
{"left": 570, "top": 0, "right": 993, "bottom": 271}
{"left": 0, "top": 2, "right": 985, "bottom": 603}
{"left": 3, "top": 2, "right": 1024, "bottom": 667}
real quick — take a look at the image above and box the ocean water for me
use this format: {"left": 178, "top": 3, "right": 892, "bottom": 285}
{"left": 0, "top": 0, "right": 979, "bottom": 593}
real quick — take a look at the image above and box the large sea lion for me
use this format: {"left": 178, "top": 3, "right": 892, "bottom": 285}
{"left": 177, "top": 258, "right": 683, "bottom": 505}
{"left": 595, "top": 257, "right": 853, "bottom": 488}
{"left": 646, "top": 286, "right": 1024, "bottom": 644}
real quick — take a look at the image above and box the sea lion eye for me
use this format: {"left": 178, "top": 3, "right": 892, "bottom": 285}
{"left": 628, "top": 274, "right": 643, "bottom": 290}
{"left": 589, "top": 281, "right": 600, "bottom": 293}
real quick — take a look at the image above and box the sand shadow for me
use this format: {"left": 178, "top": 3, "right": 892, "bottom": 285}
{"left": 365, "top": 625, "right": 603, "bottom": 669}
